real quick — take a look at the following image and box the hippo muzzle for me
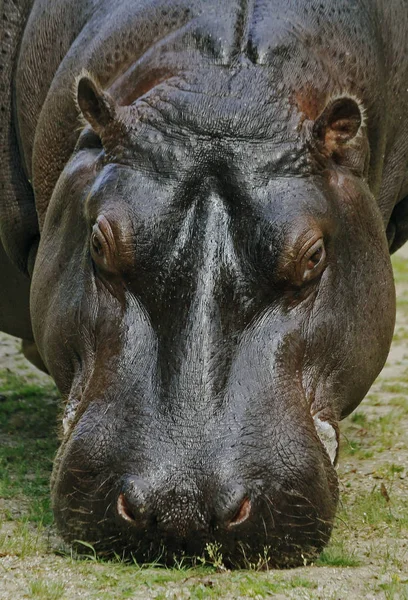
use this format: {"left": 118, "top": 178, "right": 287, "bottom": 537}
{"left": 50, "top": 340, "right": 339, "bottom": 567}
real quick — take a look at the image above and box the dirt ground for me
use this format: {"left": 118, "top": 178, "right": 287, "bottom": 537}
{"left": 0, "top": 246, "right": 407, "bottom": 599}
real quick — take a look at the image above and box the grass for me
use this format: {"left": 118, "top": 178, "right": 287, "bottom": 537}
{"left": 64, "top": 561, "right": 318, "bottom": 600}
{"left": 380, "top": 381, "right": 408, "bottom": 394}
{"left": 391, "top": 255, "right": 408, "bottom": 282}
{"left": 28, "top": 580, "right": 66, "bottom": 600}
{"left": 0, "top": 519, "right": 49, "bottom": 557}
{"left": 340, "top": 397, "right": 408, "bottom": 460}
{"left": 316, "top": 540, "right": 360, "bottom": 568}
{"left": 0, "top": 369, "right": 59, "bottom": 528}
{"left": 378, "top": 575, "right": 408, "bottom": 600}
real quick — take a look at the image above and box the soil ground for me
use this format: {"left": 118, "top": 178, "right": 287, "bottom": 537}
{"left": 0, "top": 248, "right": 407, "bottom": 599}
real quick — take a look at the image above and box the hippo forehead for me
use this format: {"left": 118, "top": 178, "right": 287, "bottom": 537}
{"left": 111, "top": 66, "right": 313, "bottom": 177}
{"left": 133, "top": 66, "right": 296, "bottom": 137}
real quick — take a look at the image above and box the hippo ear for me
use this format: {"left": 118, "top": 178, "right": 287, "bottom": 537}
{"left": 76, "top": 75, "right": 117, "bottom": 134}
{"left": 313, "top": 97, "right": 368, "bottom": 172}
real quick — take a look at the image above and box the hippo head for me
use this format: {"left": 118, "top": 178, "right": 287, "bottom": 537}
{"left": 30, "top": 69, "right": 395, "bottom": 567}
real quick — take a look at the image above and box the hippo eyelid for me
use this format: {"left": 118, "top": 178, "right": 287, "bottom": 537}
{"left": 90, "top": 215, "right": 118, "bottom": 271}
{"left": 90, "top": 222, "right": 108, "bottom": 257}
{"left": 296, "top": 237, "right": 326, "bottom": 285}
{"left": 96, "top": 214, "right": 116, "bottom": 248}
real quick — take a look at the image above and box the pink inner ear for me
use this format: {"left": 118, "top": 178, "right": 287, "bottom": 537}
{"left": 310, "top": 96, "right": 368, "bottom": 172}
{"left": 324, "top": 98, "right": 362, "bottom": 142}
{"left": 331, "top": 116, "right": 360, "bottom": 134}
{"left": 312, "top": 96, "right": 363, "bottom": 157}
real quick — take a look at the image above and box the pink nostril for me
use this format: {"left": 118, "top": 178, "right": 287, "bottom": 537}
{"left": 228, "top": 498, "right": 251, "bottom": 528}
{"left": 117, "top": 493, "right": 136, "bottom": 522}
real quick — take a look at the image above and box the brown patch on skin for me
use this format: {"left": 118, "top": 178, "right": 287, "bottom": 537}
{"left": 292, "top": 87, "right": 324, "bottom": 129}
{"left": 326, "top": 169, "right": 348, "bottom": 199}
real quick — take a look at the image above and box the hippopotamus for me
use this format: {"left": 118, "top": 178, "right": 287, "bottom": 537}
{"left": 1, "top": 0, "right": 407, "bottom": 567}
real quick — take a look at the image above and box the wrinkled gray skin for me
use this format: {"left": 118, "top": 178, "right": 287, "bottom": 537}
{"left": 1, "top": 0, "right": 408, "bottom": 566}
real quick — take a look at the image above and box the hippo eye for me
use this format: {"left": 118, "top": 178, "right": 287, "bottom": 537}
{"left": 299, "top": 238, "right": 326, "bottom": 283}
{"left": 307, "top": 243, "right": 323, "bottom": 270}
{"left": 90, "top": 224, "right": 107, "bottom": 257}
{"left": 91, "top": 229, "right": 104, "bottom": 256}
{"left": 90, "top": 216, "right": 116, "bottom": 271}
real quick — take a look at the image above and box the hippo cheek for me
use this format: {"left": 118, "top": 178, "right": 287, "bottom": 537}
{"left": 50, "top": 429, "right": 120, "bottom": 548}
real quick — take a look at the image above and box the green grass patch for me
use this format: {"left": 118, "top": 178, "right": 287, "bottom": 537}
{"left": 341, "top": 400, "right": 406, "bottom": 460}
{"left": 0, "top": 369, "right": 60, "bottom": 527}
{"left": 28, "top": 579, "right": 66, "bottom": 600}
{"left": 385, "top": 395, "right": 408, "bottom": 411}
{"left": 340, "top": 486, "right": 408, "bottom": 533}
{"left": 380, "top": 381, "right": 408, "bottom": 395}
{"left": 340, "top": 437, "right": 374, "bottom": 460}
{"left": 32, "top": 558, "right": 318, "bottom": 600}
{"left": 391, "top": 255, "right": 408, "bottom": 281}
{"left": 0, "top": 518, "right": 49, "bottom": 557}
{"left": 316, "top": 539, "right": 360, "bottom": 567}
{"left": 349, "top": 411, "right": 367, "bottom": 425}
{"left": 378, "top": 574, "right": 408, "bottom": 600}
{"left": 392, "top": 327, "right": 408, "bottom": 342}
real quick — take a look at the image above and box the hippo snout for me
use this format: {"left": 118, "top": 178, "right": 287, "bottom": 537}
{"left": 52, "top": 433, "right": 338, "bottom": 566}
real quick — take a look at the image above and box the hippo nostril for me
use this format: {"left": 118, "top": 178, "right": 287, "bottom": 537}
{"left": 117, "top": 493, "right": 137, "bottom": 522}
{"left": 228, "top": 497, "right": 251, "bottom": 528}
{"left": 216, "top": 484, "right": 252, "bottom": 529}
{"left": 117, "top": 476, "right": 150, "bottom": 524}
